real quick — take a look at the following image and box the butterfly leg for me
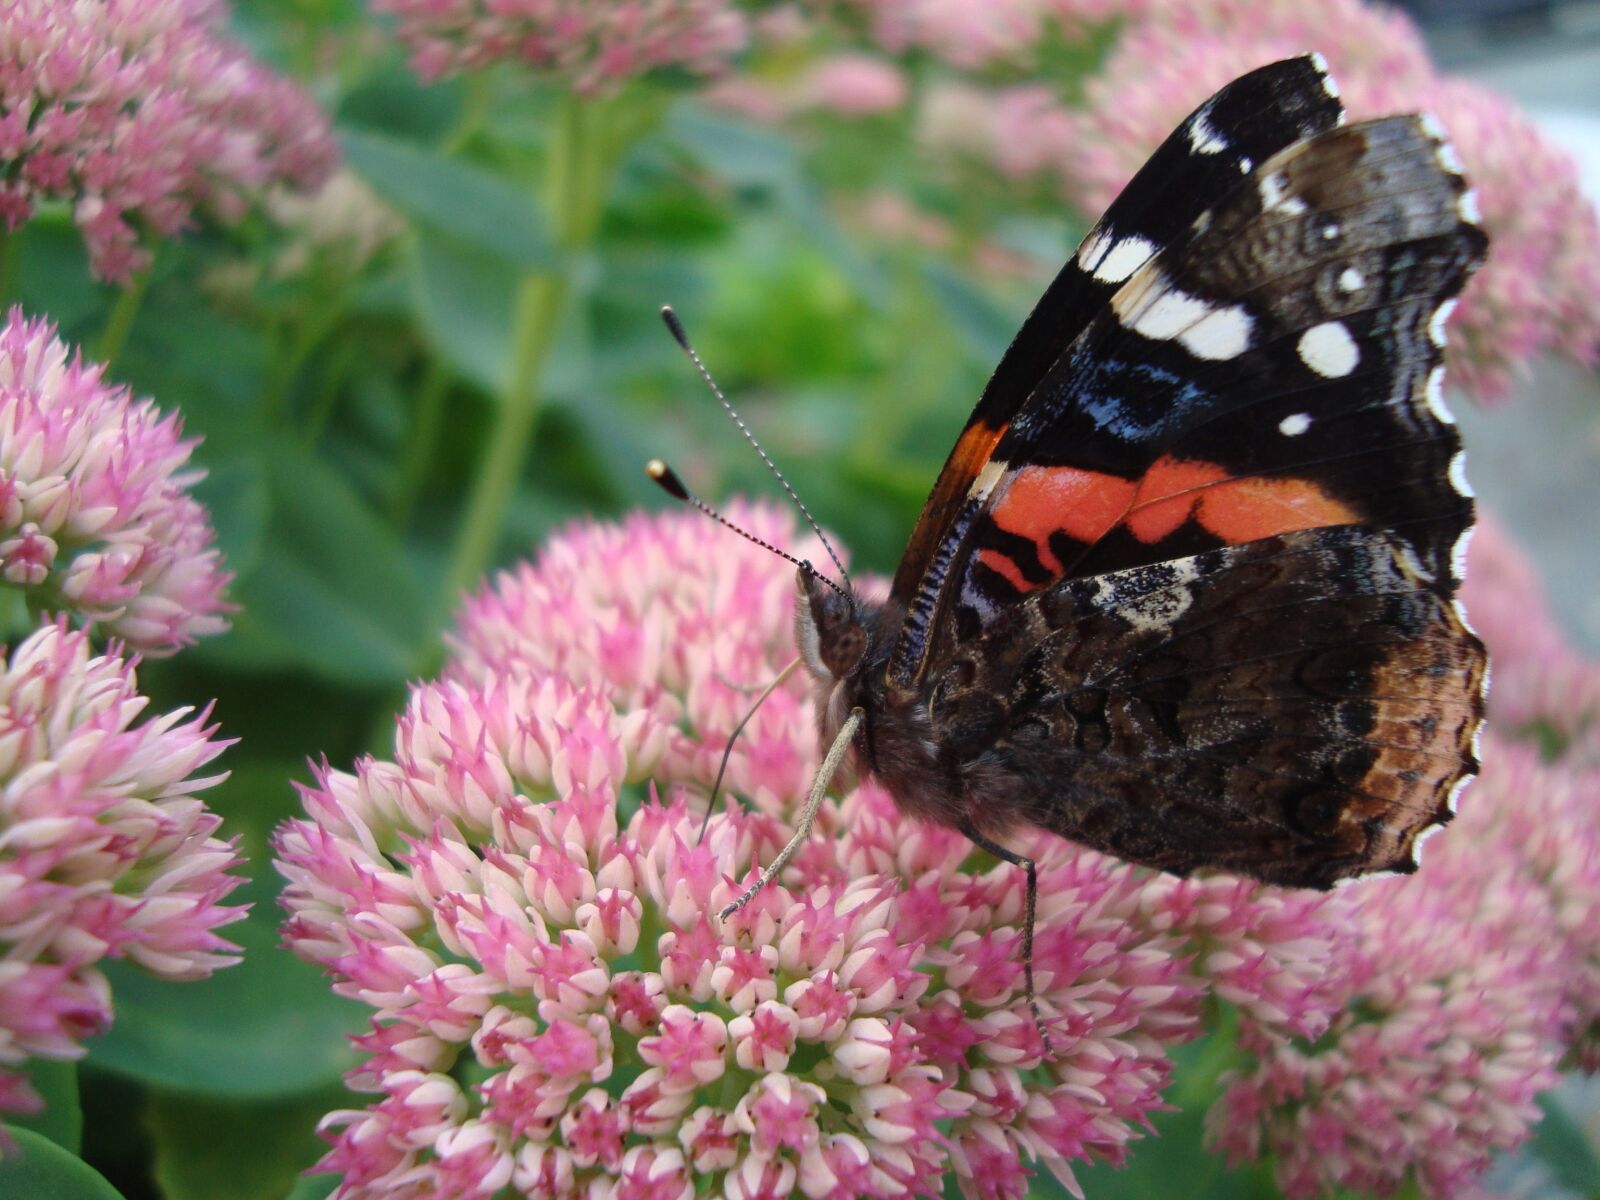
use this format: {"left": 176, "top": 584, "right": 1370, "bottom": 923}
{"left": 961, "top": 822, "right": 1054, "bottom": 1055}
{"left": 699, "top": 656, "right": 804, "bottom": 845}
{"left": 718, "top": 706, "right": 863, "bottom": 920}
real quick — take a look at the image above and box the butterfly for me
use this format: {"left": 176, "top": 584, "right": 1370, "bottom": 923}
{"left": 666, "top": 54, "right": 1488, "bottom": 1047}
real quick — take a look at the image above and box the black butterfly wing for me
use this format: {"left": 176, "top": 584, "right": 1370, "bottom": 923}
{"left": 886, "top": 56, "right": 1345, "bottom": 615}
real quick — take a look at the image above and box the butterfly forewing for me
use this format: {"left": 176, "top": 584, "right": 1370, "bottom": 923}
{"left": 888, "top": 56, "right": 1345, "bottom": 627}
{"left": 889, "top": 114, "right": 1485, "bottom": 692}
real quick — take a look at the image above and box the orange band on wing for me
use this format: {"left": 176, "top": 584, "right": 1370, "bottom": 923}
{"left": 980, "top": 456, "right": 1361, "bottom": 592}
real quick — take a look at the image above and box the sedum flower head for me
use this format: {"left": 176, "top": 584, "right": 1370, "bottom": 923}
{"left": 0, "top": 0, "right": 338, "bottom": 282}
{"left": 0, "top": 309, "right": 231, "bottom": 653}
{"left": 279, "top": 506, "right": 1373, "bottom": 1199}
{"left": 1065, "top": 0, "right": 1600, "bottom": 401}
{"left": 0, "top": 620, "right": 241, "bottom": 1118}
{"left": 371, "top": 0, "right": 749, "bottom": 93}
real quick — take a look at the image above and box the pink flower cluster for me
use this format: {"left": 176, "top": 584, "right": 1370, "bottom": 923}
{"left": 278, "top": 505, "right": 1359, "bottom": 1199}
{"left": 0, "top": 0, "right": 338, "bottom": 283}
{"left": 0, "top": 309, "right": 231, "bottom": 654}
{"left": 1065, "top": 0, "right": 1600, "bottom": 401}
{"left": 0, "top": 620, "right": 241, "bottom": 1119}
{"left": 371, "top": 0, "right": 749, "bottom": 93}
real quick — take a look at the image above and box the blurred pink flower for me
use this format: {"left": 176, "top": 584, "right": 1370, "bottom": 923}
{"left": 0, "top": 309, "right": 231, "bottom": 653}
{"left": 1208, "top": 717, "right": 1600, "bottom": 1196}
{"left": 0, "top": 0, "right": 338, "bottom": 282}
{"left": 1066, "top": 0, "right": 1600, "bottom": 401}
{"left": 1462, "top": 515, "right": 1600, "bottom": 758}
{"left": 0, "top": 620, "right": 241, "bottom": 1120}
{"left": 794, "top": 54, "right": 907, "bottom": 116}
{"left": 852, "top": 0, "right": 1142, "bottom": 69}
{"left": 371, "top": 0, "right": 749, "bottom": 93}
{"left": 915, "top": 82, "right": 1077, "bottom": 185}
{"left": 860, "top": 0, "right": 1045, "bottom": 69}
{"left": 705, "top": 54, "right": 906, "bottom": 123}
{"left": 272, "top": 505, "right": 1382, "bottom": 1199}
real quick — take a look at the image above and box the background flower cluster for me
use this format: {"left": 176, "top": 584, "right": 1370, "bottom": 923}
{"left": 0, "top": 0, "right": 1596, "bottom": 1198}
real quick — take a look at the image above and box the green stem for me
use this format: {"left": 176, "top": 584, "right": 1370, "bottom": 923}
{"left": 302, "top": 335, "right": 357, "bottom": 449}
{"left": 0, "top": 228, "right": 19, "bottom": 310}
{"left": 439, "top": 270, "right": 569, "bottom": 611}
{"left": 95, "top": 271, "right": 149, "bottom": 368}
{"left": 434, "top": 91, "right": 618, "bottom": 622}
{"left": 390, "top": 354, "right": 451, "bottom": 528}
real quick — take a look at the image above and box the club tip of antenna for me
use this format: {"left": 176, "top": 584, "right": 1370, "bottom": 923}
{"left": 659, "top": 305, "right": 691, "bottom": 351}
{"left": 646, "top": 458, "right": 691, "bottom": 501}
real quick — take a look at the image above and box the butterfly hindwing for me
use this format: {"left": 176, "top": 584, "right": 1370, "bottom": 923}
{"left": 928, "top": 526, "right": 1484, "bottom": 886}
{"left": 888, "top": 112, "right": 1485, "bottom": 692}
{"left": 888, "top": 56, "right": 1345, "bottom": 620}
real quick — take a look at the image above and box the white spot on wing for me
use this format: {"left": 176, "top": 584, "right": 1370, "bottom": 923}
{"left": 1312, "top": 53, "right": 1340, "bottom": 100}
{"left": 1458, "top": 188, "right": 1481, "bottom": 223}
{"left": 1424, "top": 364, "right": 1455, "bottom": 425}
{"left": 1076, "top": 227, "right": 1111, "bottom": 274}
{"left": 1180, "top": 304, "right": 1253, "bottom": 360}
{"left": 1090, "top": 235, "right": 1158, "bottom": 284}
{"left": 1450, "top": 525, "right": 1475, "bottom": 593}
{"left": 1259, "top": 171, "right": 1307, "bottom": 215}
{"left": 1448, "top": 449, "right": 1473, "bottom": 498}
{"left": 1187, "top": 108, "right": 1228, "bottom": 155}
{"left": 1429, "top": 298, "right": 1458, "bottom": 348}
{"left": 969, "top": 457, "right": 1008, "bottom": 499}
{"left": 1116, "top": 271, "right": 1253, "bottom": 360}
{"left": 1297, "top": 321, "right": 1360, "bottom": 377}
{"left": 1338, "top": 266, "right": 1364, "bottom": 292}
{"left": 1237, "top": 154, "right": 1253, "bottom": 173}
{"left": 1123, "top": 581, "right": 1196, "bottom": 634}
{"left": 1279, "top": 412, "right": 1311, "bottom": 436}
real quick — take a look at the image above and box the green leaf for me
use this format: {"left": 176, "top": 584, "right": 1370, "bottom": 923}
{"left": 664, "top": 106, "right": 802, "bottom": 191}
{"left": 86, "top": 911, "right": 364, "bottom": 1100}
{"left": 1530, "top": 1089, "right": 1600, "bottom": 1198}
{"left": 285, "top": 1174, "right": 341, "bottom": 1200}
{"left": 0, "top": 1128, "right": 124, "bottom": 1200}
{"left": 194, "top": 454, "right": 270, "bottom": 580}
{"left": 11, "top": 1060, "right": 81, "bottom": 1153}
{"left": 195, "top": 441, "right": 429, "bottom": 685}
{"left": 1065, "top": 1031, "right": 1277, "bottom": 1200}
{"left": 342, "top": 128, "right": 552, "bottom": 268}
{"left": 147, "top": 1087, "right": 345, "bottom": 1200}
{"left": 921, "top": 260, "right": 1024, "bottom": 366}
{"left": 411, "top": 230, "right": 520, "bottom": 394}
{"left": 12, "top": 215, "right": 101, "bottom": 337}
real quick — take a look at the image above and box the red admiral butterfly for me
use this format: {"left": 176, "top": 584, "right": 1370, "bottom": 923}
{"left": 658, "top": 55, "right": 1487, "bottom": 1044}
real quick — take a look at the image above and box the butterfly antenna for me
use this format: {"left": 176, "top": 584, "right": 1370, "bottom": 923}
{"left": 697, "top": 656, "right": 803, "bottom": 846}
{"left": 647, "top": 459, "right": 850, "bottom": 601}
{"left": 659, "top": 305, "right": 852, "bottom": 591}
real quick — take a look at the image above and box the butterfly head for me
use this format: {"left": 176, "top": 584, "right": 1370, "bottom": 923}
{"left": 795, "top": 563, "right": 866, "bottom": 681}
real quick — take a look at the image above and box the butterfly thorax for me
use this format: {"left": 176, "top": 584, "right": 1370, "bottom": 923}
{"left": 794, "top": 567, "right": 971, "bottom": 830}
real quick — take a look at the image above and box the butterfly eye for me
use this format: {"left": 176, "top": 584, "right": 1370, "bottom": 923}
{"left": 820, "top": 621, "right": 867, "bottom": 679}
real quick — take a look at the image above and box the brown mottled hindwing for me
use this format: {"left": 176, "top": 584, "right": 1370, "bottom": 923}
{"left": 926, "top": 527, "right": 1485, "bottom": 886}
